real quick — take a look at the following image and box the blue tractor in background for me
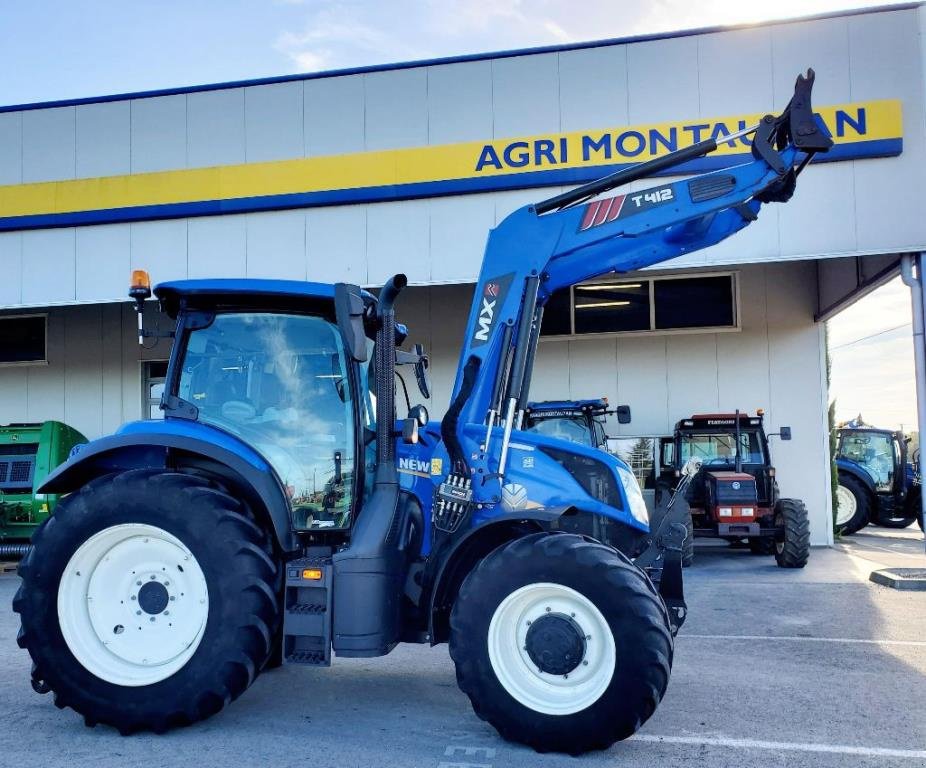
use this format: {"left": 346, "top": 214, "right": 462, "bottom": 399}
{"left": 835, "top": 426, "right": 921, "bottom": 533}
{"left": 13, "top": 72, "right": 830, "bottom": 754}
{"left": 522, "top": 398, "right": 629, "bottom": 450}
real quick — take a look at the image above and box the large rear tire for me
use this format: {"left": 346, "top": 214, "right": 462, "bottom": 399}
{"left": 774, "top": 498, "right": 810, "bottom": 569}
{"left": 449, "top": 533, "right": 673, "bottom": 754}
{"left": 835, "top": 475, "right": 870, "bottom": 535}
{"left": 14, "top": 470, "right": 280, "bottom": 733}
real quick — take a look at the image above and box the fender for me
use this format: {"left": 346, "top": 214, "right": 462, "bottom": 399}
{"left": 38, "top": 419, "right": 297, "bottom": 552}
{"left": 836, "top": 457, "right": 878, "bottom": 497}
{"left": 425, "top": 507, "right": 571, "bottom": 644}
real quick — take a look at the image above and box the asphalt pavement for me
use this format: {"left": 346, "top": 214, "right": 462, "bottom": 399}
{"left": 1, "top": 527, "right": 924, "bottom": 768}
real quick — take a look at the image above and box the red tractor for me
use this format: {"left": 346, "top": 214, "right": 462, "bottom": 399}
{"left": 656, "top": 411, "right": 810, "bottom": 568}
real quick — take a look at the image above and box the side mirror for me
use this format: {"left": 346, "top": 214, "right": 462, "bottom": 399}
{"left": 402, "top": 418, "right": 419, "bottom": 444}
{"left": 413, "top": 343, "right": 431, "bottom": 400}
{"left": 779, "top": 426, "right": 792, "bottom": 441}
{"left": 408, "top": 403, "right": 429, "bottom": 427}
{"left": 334, "top": 283, "right": 369, "bottom": 363}
{"left": 615, "top": 404, "right": 631, "bottom": 424}
{"left": 682, "top": 456, "right": 703, "bottom": 477}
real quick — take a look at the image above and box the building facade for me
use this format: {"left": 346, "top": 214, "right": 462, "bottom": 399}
{"left": 2, "top": 4, "right": 926, "bottom": 545}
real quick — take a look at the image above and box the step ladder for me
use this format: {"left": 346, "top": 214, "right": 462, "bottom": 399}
{"left": 282, "top": 557, "right": 333, "bottom": 666}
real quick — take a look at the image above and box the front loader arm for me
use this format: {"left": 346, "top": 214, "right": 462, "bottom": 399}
{"left": 439, "top": 70, "right": 831, "bottom": 501}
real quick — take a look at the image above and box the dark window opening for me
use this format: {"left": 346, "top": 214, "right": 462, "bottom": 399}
{"left": 0, "top": 316, "right": 46, "bottom": 363}
{"left": 574, "top": 282, "right": 650, "bottom": 334}
{"left": 539, "top": 274, "right": 736, "bottom": 337}
{"left": 654, "top": 276, "right": 734, "bottom": 330}
{"left": 540, "top": 288, "right": 572, "bottom": 336}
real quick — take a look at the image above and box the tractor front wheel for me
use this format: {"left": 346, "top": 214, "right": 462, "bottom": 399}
{"left": 773, "top": 498, "right": 810, "bottom": 568}
{"left": 14, "top": 470, "right": 280, "bottom": 733}
{"left": 449, "top": 533, "right": 673, "bottom": 754}
{"left": 835, "top": 475, "right": 870, "bottom": 535}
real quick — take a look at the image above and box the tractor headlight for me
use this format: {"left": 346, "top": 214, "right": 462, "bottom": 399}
{"left": 617, "top": 466, "right": 649, "bottom": 526}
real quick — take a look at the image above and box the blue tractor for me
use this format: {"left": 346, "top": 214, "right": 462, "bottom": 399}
{"left": 14, "top": 72, "right": 831, "bottom": 754}
{"left": 835, "top": 426, "right": 922, "bottom": 533}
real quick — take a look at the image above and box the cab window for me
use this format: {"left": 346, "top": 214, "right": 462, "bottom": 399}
{"left": 178, "top": 312, "right": 356, "bottom": 530}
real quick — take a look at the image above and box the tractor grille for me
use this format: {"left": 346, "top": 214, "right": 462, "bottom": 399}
{"left": 0, "top": 444, "right": 38, "bottom": 492}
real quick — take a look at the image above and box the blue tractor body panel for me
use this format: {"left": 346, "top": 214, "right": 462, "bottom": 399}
{"left": 397, "top": 422, "right": 644, "bottom": 556}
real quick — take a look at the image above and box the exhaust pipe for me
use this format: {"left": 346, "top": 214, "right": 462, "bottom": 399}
{"left": 332, "top": 273, "right": 409, "bottom": 657}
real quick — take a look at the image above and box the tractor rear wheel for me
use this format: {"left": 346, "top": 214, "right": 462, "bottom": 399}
{"left": 875, "top": 510, "right": 917, "bottom": 528}
{"left": 773, "top": 498, "right": 810, "bottom": 568}
{"left": 835, "top": 475, "right": 870, "bottom": 535}
{"left": 14, "top": 470, "right": 280, "bottom": 733}
{"left": 449, "top": 532, "right": 673, "bottom": 754}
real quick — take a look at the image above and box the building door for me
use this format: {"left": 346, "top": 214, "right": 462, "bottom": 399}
{"left": 143, "top": 361, "right": 169, "bottom": 419}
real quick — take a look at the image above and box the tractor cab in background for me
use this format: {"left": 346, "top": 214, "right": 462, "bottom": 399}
{"left": 522, "top": 398, "right": 630, "bottom": 450}
{"left": 835, "top": 426, "right": 921, "bottom": 532}
{"left": 657, "top": 411, "right": 809, "bottom": 567}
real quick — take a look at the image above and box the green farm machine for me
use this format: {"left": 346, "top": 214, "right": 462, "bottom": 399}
{"left": 0, "top": 421, "right": 87, "bottom": 558}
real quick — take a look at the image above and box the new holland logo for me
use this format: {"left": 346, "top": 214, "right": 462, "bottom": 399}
{"left": 502, "top": 483, "right": 529, "bottom": 510}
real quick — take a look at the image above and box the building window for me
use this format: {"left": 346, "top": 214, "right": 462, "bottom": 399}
{"left": 143, "top": 361, "right": 169, "bottom": 419}
{"left": 0, "top": 315, "right": 47, "bottom": 364}
{"left": 541, "top": 273, "right": 737, "bottom": 338}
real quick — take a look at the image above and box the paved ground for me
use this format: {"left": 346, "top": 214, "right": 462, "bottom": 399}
{"left": 1, "top": 528, "right": 924, "bottom": 768}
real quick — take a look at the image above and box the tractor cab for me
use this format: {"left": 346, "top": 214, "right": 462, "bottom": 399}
{"left": 660, "top": 413, "right": 777, "bottom": 519}
{"left": 836, "top": 428, "right": 906, "bottom": 497}
{"left": 522, "top": 398, "right": 611, "bottom": 449}
{"left": 153, "top": 279, "right": 379, "bottom": 533}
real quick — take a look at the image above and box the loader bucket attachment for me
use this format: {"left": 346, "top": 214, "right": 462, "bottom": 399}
{"left": 789, "top": 69, "right": 833, "bottom": 153}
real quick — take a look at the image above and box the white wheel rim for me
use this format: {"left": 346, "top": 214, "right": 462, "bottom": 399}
{"left": 836, "top": 485, "right": 857, "bottom": 525}
{"left": 57, "top": 523, "right": 209, "bottom": 687}
{"left": 487, "top": 582, "right": 616, "bottom": 716}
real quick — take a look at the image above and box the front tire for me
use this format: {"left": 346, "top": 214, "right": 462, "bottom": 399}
{"left": 14, "top": 470, "right": 280, "bottom": 733}
{"left": 774, "top": 498, "right": 810, "bottom": 568}
{"left": 835, "top": 475, "right": 870, "bottom": 535}
{"left": 449, "top": 533, "right": 673, "bottom": 754}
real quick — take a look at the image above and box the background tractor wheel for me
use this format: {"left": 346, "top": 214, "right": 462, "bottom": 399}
{"left": 773, "top": 498, "right": 810, "bottom": 569}
{"left": 14, "top": 469, "right": 280, "bottom": 734}
{"left": 875, "top": 510, "right": 917, "bottom": 529}
{"left": 449, "top": 532, "right": 673, "bottom": 755}
{"left": 835, "top": 475, "right": 870, "bottom": 535}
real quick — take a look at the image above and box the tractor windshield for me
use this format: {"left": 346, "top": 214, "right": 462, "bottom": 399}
{"left": 177, "top": 312, "right": 358, "bottom": 531}
{"left": 525, "top": 415, "right": 596, "bottom": 447}
{"left": 837, "top": 430, "right": 896, "bottom": 491}
{"left": 679, "top": 430, "right": 765, "bottom": 466}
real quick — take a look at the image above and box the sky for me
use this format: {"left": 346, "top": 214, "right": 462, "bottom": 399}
{"left": 0, "top": 0, "right": 911, "bottom": 105}
{"left": 829, "top": 278, "right": 917, "bottom": 431}
{"left": 0, "top": 0, "right": 916, "bottom": 430}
